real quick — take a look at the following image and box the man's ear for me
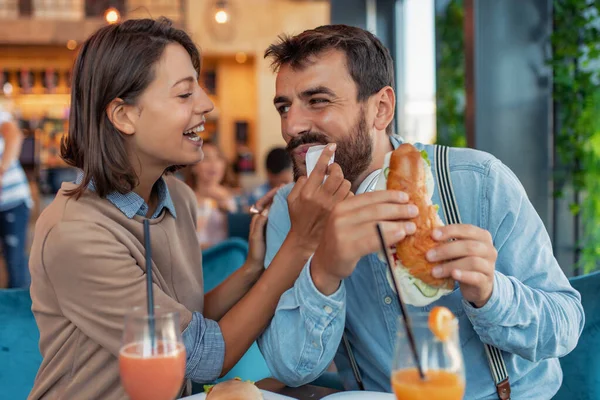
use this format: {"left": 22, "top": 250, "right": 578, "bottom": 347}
{"left": 372, "top": 86, "right": 396, "bottom": 132}
{"left": 106, "top": 98, "right": 138, "bottom": 135}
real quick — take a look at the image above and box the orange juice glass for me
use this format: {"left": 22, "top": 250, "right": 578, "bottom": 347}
{"left": 391, "top": 313, "right": 465, "bottom": 400}
{"left": 119, "top": 309, "right": 186, "bottom": 400}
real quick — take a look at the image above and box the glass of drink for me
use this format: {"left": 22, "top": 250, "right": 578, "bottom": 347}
{"left": 391, "top": 311, "right": 465, "bottom": 400}
{"left": 119, "top": 308, "right": 186, "bottom": 400}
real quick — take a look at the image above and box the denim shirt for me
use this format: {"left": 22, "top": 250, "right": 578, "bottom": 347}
{"left": 76, "top": 173, "right": 225, "bottom": 382}
{"left": 258, "top": 137, "right": 584, "bottom": 399}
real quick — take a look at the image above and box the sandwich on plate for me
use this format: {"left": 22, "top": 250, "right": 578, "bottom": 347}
{"left": 205, "top": 378, "right": 263, "bottom": 400}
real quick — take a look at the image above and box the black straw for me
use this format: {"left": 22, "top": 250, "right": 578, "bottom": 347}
{"left": 143, "top": 219, "right": 155, "bottom": 351}
{"left": 375, "top": 223, "right": 426, "bottom": 380}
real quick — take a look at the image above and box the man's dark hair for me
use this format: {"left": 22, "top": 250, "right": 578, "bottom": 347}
{"left": 265, "top": 147, "right": 292, "bottom": 174}
{"left": 264, "top": 24, "right": 395, "bottom": 134}
{"left": 62, "top": 17, "right": 201, "bottom": 198}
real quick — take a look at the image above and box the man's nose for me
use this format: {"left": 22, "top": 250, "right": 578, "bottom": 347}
{"left": 283, "top": 104, "right": 312, "bottom": 138}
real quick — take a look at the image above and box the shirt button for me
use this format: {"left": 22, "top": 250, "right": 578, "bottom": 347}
{"left": 312, "top": 341, "right": 319, "bottom": 348}
{"left": 384, "top": 296, "right": 392, "bottom": 305}
{"left": 323, "top": 305, "right": 333, "bottom": 314}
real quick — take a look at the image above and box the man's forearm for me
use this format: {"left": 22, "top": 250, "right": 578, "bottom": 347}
{"left": 258, "top": 259, "right": 347, "bottom": 387}
{"left": 464, "top": 271, "right": 584, "bottom": 362}
{"left": 217, "top": 232, "right": 314, "bottom": 375}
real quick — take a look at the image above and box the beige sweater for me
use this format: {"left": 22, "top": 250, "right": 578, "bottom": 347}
{"left": 28, "top": 177, "right": 203, "bottom": 399}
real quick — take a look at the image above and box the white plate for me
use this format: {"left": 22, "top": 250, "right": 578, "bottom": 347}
{"left": 182, "top": 389, "right": 296, "bottom": 399}
{"left": 322, "top": 391, "right": 395, "bottom": 400}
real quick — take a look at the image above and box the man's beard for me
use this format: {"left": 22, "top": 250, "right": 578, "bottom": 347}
{"left": 285, "top": 111, "right": 373, "bottom": 185}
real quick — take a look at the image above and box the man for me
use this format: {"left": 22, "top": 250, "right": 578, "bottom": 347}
{"left": 238, "top": 147, "right": 293, "bottom": 210}
{"left": 257, "top": 25, "right": 584, "bottom": 399}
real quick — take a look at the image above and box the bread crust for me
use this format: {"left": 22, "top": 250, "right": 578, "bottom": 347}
{"left": 386, "top": 143, "right": 454, "bottom": 290}
{"left": 206, "top": 380, "right": 263, "bottom": 400}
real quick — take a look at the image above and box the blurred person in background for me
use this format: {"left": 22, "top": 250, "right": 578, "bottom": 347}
{"left": 0, "top": 105, "right": 33, "bottom": 288}
{"left": 237, "top": 146, "right": 293, "bottom": 211}
{"left": 185, "top": 140, "right": 238, "bottom": 248}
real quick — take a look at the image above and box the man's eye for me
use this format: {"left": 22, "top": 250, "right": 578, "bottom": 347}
{"left": 310, "top": 98, "right": 329, "bottom": 105}
{"left": 277, "top": 105, "right": 290, "bottom": 114}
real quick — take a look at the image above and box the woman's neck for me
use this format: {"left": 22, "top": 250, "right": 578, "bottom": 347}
{"left": 132, "top": 168, "right": 165, "bottom": 215}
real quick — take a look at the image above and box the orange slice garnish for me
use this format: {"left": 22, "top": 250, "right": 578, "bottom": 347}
{"left": 428, "top": 306, "right": 456, "bottom": 342}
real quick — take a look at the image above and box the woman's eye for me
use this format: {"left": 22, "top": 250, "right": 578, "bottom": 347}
{"left": 178, "top": 93, "right": 193, "bottom": 99}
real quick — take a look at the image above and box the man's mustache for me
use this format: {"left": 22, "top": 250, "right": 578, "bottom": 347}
{"left": 285, "top": 132, "right": 329, "bottom": 153}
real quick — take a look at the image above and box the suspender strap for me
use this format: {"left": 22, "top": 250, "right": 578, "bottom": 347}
{"left": 434, "top": 145, "right": 511, "bottom": 400}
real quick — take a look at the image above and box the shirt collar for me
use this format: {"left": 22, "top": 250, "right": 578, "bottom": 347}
{"left": 75, "top": 171, "right": 177, "bottom": 219}
{"left": 389, "top": 134, "right": 404, "bottom": 149}
{"left": 355, "top": 135, "right": 405, "bottom": 194}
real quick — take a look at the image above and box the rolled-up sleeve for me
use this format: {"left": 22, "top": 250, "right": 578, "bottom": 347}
{"left": 259, "top": 260, "right": 346, "bottom": 387}
{"left": 257, "top": 185, "right": 346, "bottom": 387}
{"left": 182, "top": 312, "right": 225, "bottom": 383}
{"left": 463, "top": 161, "right": 584, "bottom": 362}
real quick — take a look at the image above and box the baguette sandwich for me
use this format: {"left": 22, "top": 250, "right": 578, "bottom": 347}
{"left": 373, "top": 143, "right": 454, "bottom": 306}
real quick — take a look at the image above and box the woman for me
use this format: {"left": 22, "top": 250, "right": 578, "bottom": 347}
{"left": 185, "top": 141, "right": 237, "bottom": 248}
{"left": 0, "top": 106, "right": 33, "bottom": 288}
{"left": 28, "top": 18, "right": 348, "bottom": 399}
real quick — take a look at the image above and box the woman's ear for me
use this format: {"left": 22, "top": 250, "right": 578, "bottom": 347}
{"left": 372, "top": 86, "right": 396, "bottom": 132}
{"left": 106, "top": 98, "right": 138, "bottom": 135}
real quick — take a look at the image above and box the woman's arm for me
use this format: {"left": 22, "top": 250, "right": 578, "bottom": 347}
{"left": 202, "top": 261, "right": 263, "bottom": 321}
{"left": 0, "top": 119, "right": 24, "bottom": 174}
{"left": 203, "top": 188, "right": 278, "bottom": 321}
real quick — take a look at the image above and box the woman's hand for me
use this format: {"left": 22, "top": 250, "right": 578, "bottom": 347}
{"left": 246, "top": 186, "right": 280, "bottom": 270}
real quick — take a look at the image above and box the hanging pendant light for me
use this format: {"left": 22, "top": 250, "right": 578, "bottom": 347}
{"left": 207, "top": 0, "right": 237, "bottom": 42}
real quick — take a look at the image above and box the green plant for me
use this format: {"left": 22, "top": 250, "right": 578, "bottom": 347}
{"left": 435, "top": 0, "right": 467, "bottom": 148}
{"left": 551, "top": 0, "right": 600, "bottom": 273}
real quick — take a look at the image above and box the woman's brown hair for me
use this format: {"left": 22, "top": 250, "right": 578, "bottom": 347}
{"left": 62, "top": 17, "right": 201, "bottom": 198}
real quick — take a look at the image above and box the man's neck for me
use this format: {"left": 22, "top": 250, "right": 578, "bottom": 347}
{"left": 351, "top": 134, "right": 394, "bottom": 193}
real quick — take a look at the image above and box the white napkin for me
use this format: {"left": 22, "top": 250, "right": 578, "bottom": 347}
{"left": 306, "top": 145, "right": 335, "bottom": 179}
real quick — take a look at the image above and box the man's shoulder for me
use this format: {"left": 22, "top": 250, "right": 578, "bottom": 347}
{"left": 270, "top": 183, "right": 293, "bottom": 211}
{"left": 276, "top": 182, "right": 295, "bottom": 199}
{"left": 413, "top": 142, "right": 499, "bottom": 177}
{"left": 268, "top": 183, "right": 294, "bottom": 226}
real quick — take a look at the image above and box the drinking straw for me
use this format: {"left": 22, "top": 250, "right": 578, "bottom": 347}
{"left": 143, "top": 219, "right": 155, "bottom": 351}
{"left": 375, "top": 223, "right": 426, "bottom": 380}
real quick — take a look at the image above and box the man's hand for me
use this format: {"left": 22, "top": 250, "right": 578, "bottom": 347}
{"left": 310, "top": 190, "right": 419, "bottom": 295}
{"left": 427, "top": 224, "right": 497, "bottom": 308}
{"left": 287, "top": 143, "right": 352, "bottom": 255}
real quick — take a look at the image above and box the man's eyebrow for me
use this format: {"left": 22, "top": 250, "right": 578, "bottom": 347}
{"left": 273, "top": 95, "right": 290, "bottom": 104}
{"left": 273, "top": 86, "right": 336, "bottom": 105}
{"left": 300, "top": 86, "right": 336, "bottom": 98}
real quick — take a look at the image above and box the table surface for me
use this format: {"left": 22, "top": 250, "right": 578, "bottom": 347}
{"left": 257, "top": 378, "right": 340, "bottom": 399}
